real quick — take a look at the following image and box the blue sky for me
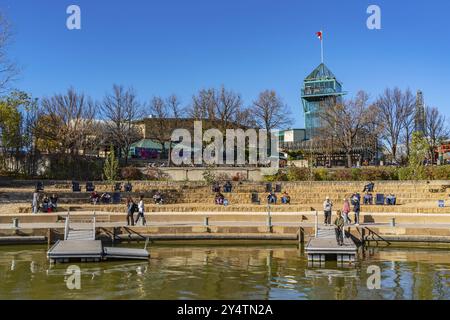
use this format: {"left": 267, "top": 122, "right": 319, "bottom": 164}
{"left": 1, "top": 0, "right": 449, "bottom": 128}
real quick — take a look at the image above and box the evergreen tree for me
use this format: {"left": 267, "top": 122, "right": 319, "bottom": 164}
{"left": 103, "top": 145, "right": 119, "bottom": 182}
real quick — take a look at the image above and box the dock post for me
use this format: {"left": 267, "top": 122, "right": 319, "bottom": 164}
{"left": 204, "top": 217, "right": 210, "bottom": 233}
{"left": 47, "top": 228, "right": 52, "bottom": 248}
{"left": 267, "top": 216, "right": 273, "bottom": 233}
{"left": 298, "top": 227, "right": 304, "bottom": 245}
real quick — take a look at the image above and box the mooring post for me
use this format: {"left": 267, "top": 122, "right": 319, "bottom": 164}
{"left": 47, "top": 228, "right": 52, "bottom": 248}
{"left": 298, "top": 227, "right": 305, "bottom": 245}
{"left": 204, "top": 217, "right": 210, "bottom": 233}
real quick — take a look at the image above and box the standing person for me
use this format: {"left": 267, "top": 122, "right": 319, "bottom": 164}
{"left": 334, "top": 210, "right": 345, "bottom": 246}
{"left": 323, "top": 196, "right": 333, "bottom": 225}
{"left": 352, "top": 194, "right": 361, "bottom": 225}
{"left": 135, "top": 195, "right": 147, "bottom": 226}
{"left": 342, "top": 198, "right": 351, "bottom": 225}
{"left": 126, "top": 197, "right": 136, "bottom": 226}
{"left": 32, "top": 192, "right": 39, "bottom": 214}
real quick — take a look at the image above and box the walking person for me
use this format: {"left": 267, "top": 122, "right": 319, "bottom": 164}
{"left": 126, "top": 197, "right": 136, "bottom": 226}
{"left": 351, "top": 194, "right": 361, "bottom": 226}
{"left": 342, "top": 198, "right": 351, "bottom": 225}
{"left": 334, "top": 210, "right": 345, "bottom": 246}
{"left": 135, "top": 195, "right": 147, "bottom": 226}
{"left": 323, "top": 196, "right": 333, "bottom": 225}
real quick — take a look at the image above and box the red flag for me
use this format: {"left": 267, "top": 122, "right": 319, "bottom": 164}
{"left": 316, "top": 31, "right": 323, "bottom": 41}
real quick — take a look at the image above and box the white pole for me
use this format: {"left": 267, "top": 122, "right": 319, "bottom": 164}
{"left": 321, "top": 33, "right": 324, "bottom": 64}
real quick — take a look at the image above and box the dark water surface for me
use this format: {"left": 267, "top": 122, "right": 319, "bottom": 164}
{"left": 0, "top": 244, "right": 449, "bottom": 300}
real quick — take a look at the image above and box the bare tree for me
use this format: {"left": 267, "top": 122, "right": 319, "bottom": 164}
{"left": 0, "top": 12, "right": 19, "bottom": 93}
{"left": 251, "top": 90, "right": 293, "bottom": 133}
{"left": 376, "top": 88, "right": 415, "bottom": 162}
{"left": 425, "top": 106, "right": 449, "bottom": 163}
{"left": 318, "top": 91, "right": 373, "bottom": 168}
{"left": 188, "top": 89, "right": 218, "bottom": 121}
{"left": 102, "top": 85, "right": 143, "bottom": 165}
{"left": 38, "top": 88, "right": 97, "bottom": 155}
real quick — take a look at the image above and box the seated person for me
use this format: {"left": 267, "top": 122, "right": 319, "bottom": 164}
{"left": 363, "top": 182, "right": 375, "bottom": 193}
{"left": 386, "top": 194, "right": 397, "bottom": 205}
{"left": 42, "top": 195, "right": 50, "bottom": 212}
{"left": 124, "top": 182, "right": 133, "bottom": 192}
{"left": 50, "top": 194, "right": 58, "bottom": 210}
{"left": 153, "top": 192, "right": 164, "bottom": 205}
{"left": 212, "top": 183, "right": 221, "bottom": 193}
{"left": 223, "top": 181, "right": 233, "bottom": 193}
{"left": 267, "top": 192, "right": 277, "bottom": 204}
{"left": 215, "top": 193, "right": 225, "bottom": 205}
{"left": 363, "top": 193, "right": 373, "bottom": 205}
{"left": 100, "top": 193, "right": 111, "bottom": 204}
{"left": 91, "top": 191, "right": 100, "bottom": 205}
{"left": 281, "top": 192, "right": 291, "bottom": 204}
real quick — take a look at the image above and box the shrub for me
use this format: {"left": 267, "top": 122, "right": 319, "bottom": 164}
{"left": 333, "top": 169, "right": 353, "bottom": 181}
{"left": 287, "top": 167, "right": 310, "bottom": 181}
{"left": 121, "top": 166, "right": 143, "bottom": 181}
{"left": 314, "top": 168, "right": 329, "bottom": 181}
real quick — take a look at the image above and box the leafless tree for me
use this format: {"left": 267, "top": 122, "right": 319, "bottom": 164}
{"left": 38, "top": 88, "right": 97, "bottom": 155}
{"left": 375, "top": 88, "right": 415, "bottom": 162}
{"left": 425, "top": 106, "right": 449, "bottom": 163}
{"left": 251, "top": 90, "right": 293, "bottom": 133}
{"left": 188, "top": 88, "right": 218, "bottom": 121}
{"left": 318, "top": 91, "right": 373, "bottom": 168}
{"left": 0, "top": 12, "right": 19, "bottom": 93}
{"left": 102, "top": 85, "right": 143, "bottom": 165}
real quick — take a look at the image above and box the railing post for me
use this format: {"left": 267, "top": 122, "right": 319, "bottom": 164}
{"left": 93, "top": 211, "right": 96, "bottom": 240}
{"left": 315, "top": 211, "right": 319, "bottom": 238}
{"left": 64, "top": 210, "right": 70, "bottom": 241}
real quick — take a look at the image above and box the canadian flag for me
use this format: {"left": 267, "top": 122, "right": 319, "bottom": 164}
{"left": 316, "top": 31, "right": 323, "bottom": 41}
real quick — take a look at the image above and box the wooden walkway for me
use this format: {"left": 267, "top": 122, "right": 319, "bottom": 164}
{"left": 306, "top": 226, "right": 358, "bottom": 263}
{"left": 47, "top": 212, "right": 149, "bottom": 263}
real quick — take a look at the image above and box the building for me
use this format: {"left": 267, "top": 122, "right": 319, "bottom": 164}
{"left": 301, "top": 63, "right": 346, "bottom": 140}
{"left": 277, "top": 129, "right": 306, "bottom": 144}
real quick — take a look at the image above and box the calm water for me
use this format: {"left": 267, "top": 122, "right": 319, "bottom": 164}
{"left": 0, "top": 244, "right": 449, "bottom": 300}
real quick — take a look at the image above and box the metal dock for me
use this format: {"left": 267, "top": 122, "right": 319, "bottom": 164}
{"left": 47, "top": 212, "right": 149, "bottom": 263}
{"left": 306, "top": 226, "right": 358, "bottom": 263}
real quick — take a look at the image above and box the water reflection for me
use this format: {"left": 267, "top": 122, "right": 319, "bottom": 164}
{"left": 0, "top": 244, "right": 448, "bottom": 300}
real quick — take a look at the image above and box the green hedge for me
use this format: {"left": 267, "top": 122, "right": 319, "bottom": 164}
{"left": 265, "top": 166, "right": 450, "bottom": 182}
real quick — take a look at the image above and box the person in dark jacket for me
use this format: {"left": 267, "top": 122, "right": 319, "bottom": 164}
{"left": 351, "top": 194, "right": 361, "bottom": 225}
{"left": 126, "top": 197, "right": 136, "bottom": 226}
{"left": 334, "top": 211, "right": 345, "bottom": 246}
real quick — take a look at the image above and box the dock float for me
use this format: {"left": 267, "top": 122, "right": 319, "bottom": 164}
{"left": 306, "top": 226, "right": 358, "bottom": 263}
{"left": 47, "top": 212, "right": 149, "bottom": 263}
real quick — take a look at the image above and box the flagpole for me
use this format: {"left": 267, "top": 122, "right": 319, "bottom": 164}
{"left": 321, "top": 31, "right": 324, "bottom": 64}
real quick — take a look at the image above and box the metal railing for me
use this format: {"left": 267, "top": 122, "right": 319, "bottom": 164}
{"left": 64, "top": 210, "right": 71, "bottom": 240}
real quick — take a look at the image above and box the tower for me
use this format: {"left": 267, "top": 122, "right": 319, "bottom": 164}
{"left": 301, "top": 63, "right": 346, "bottom": 140}
{"left": 415, "top": 90, "right": 426, "bottom": 135}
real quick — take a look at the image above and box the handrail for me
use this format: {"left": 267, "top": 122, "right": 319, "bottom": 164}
{"left": 92, "top": 211, "right": 96, "bottom": 240}
{"left": 64, "top": 211, "right": 70, "bottom": 240}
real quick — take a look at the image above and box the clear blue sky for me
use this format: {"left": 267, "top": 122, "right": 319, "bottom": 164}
{"left": 2, "top": 0, "right": 450, "bottom": 128}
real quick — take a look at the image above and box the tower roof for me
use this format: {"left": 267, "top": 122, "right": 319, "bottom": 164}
{"left": 305, "top": 63, "right": 338, "bottom": 81}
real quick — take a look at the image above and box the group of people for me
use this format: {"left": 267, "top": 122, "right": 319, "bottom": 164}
{"left": 212, "top": 181, "right": 233, "bottom": 193}
{"left": 215, "top": 192, "right": 229, "bottom": 206}
{"left": 323, "top": 193, "right": 361, "bottom": 226}
{"left": 90, "top": 191, "right": 112, "bottom": 205}
{"left": 126, "top": 195, "right": 146, "bottom": 226}
{"left": 32, "top": 193, "right": 58, "bottom": 214}
{"left": 267, "top": 192, "right": 291, "bottom": 205}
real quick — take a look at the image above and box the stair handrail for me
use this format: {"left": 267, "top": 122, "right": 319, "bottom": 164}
{"left": 64, "top": 210, "right": 70, "bottom": 240}
{"left": 92, "top": 211, "right": 96, "bottom": 240}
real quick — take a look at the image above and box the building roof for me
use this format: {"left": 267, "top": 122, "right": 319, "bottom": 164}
{"left": 305, "top": 63, "right": 338, "bottom": 81}
{"left": 131, "top": 139, "right": 171, "bottom": 150}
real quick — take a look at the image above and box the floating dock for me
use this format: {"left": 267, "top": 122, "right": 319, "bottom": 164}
{"left": 306, "top": 226, "right": 358, "bottom": 263}
{"left": 47, "top": 212, "right": 149, "bottom": 263}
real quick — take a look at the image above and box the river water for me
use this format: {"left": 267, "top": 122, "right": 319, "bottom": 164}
{"left": 0, "top": 244, "right": 448, "bottom": 300}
